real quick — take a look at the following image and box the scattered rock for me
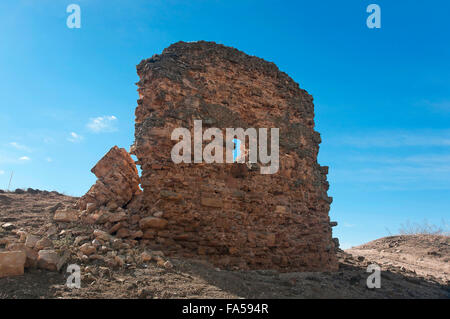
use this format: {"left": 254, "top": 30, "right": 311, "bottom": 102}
{"left": 35, "top": 237, "right": 53, "bottom": 250}
{"left": 1, "top": 222, "right": 15, "bottom": 231}
{"left": 153, "top": 211, "right": 164, "bottom": 218}
{"left": 140, "top": 251, "right": 152, "bottom": 262}
{"left": 25, "top": 234, "right": 40, "bottom": 248}
{"left": 79, "top": 243, "right": 97, "bottom": 256}
{"left": 54, "top": 208, "right": 79, "bottom": 222}
{"left": 37, "top": 249, "right": 68, "bottom": 271}
{"left": 85, "top": 202, "right": 97, "bottom": 214}
{"left": 93, "top": 230, "right": 111, "bottom": 242}
{"left": 109, "top": 211, "right": 127, "bottom": 223}
{"left": 0, "top": 251, "right": 26, "bottom": 277}
{"left": 116, "top": 228, "right": 130, "bottom": 238}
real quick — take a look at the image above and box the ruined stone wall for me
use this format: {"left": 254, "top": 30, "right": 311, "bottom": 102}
{"left": 131, "top": 41, "right": 337, "bottom": 271}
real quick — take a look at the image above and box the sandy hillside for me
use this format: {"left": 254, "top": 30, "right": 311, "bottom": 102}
{"left": 0, "top": 190, "right": 448, "bottom": 299}
{"left": 347, "top": 235, "right": 449, "bottom": 284}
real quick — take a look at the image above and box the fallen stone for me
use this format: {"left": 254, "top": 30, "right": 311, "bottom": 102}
{"left": 35, "top": 237, "right": 53, "bottom": 250}
{"left": 85, "top": 202, "right": 97, "bottom": 214}
{"left": 91, "top": 239, "right": 101, "bottom": 247}
{"left": 0, "top": 251, "right": 26, "bottom": 277}
{"left": 1, "top": 222, "right": 15, "bottom": 231}
{"left": 79, "top": 243, "right": 97, "bottom": 256}
{"left": 77, "top": 146, "right": 141, "bottom": 211}
{"left": 91, "top": 209, "right": 111, "bottom": 224}
{"left": 54, "top": 208, "right": 79, "bottom": 222}
{"left": 114, "top": 255, "right": 125, "bottom": 268}
{"left": 74, "top": 235, "right": 90, "bottom": 246}
{"left": 6, "top": 243, "right": 38, "bottom": 268}
{"left": 93, "top": 229, "right": 111, "bottom": 242}
{"left": 140, "top": 251, "right": 152, "bottom": 262}
{"left": 108, "top": 222, "right": 123, "bottom": 234}
{"left": 153, "top": 211, "right": 164, "bottom": 218}
{"left": 37, "top": 249, "right": 68, "bottom": 271}
{"left": 25, "top": 234, "right": 40, "bottom": 248}
{"left": 16, "top": 230, "right": 27, "bottom": 242}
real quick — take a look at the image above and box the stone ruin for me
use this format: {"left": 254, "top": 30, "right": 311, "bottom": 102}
{"left": 78, "top": 41, "right": 338, "bottom": 272}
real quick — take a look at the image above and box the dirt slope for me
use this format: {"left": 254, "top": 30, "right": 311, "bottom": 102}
{"left": 0, "top": 190, "right": 448, "bottom": 299}
{"left": 347, "top": 235, "right": 449, "bottom": 285}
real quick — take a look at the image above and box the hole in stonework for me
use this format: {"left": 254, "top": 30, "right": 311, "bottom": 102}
{"left": 130, "top": 154, "right": 143, "bottom": 191}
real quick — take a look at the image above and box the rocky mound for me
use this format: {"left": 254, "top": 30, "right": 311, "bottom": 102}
{"left": 346, "top": 235, "right": 449, "bottom": 285}
{"left": 0, "top": 190, "right": 448, "bottom": 298}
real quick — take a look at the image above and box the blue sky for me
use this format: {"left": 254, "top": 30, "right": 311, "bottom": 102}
{"left": 0, "top": 0, "right": 449, "bottom": 248}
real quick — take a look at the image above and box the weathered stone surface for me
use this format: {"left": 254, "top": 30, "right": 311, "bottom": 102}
{"left": 93, "top": 229, "right": 111, "bottom": 242}
{"left": 131, "top": 41, "right": 337, "bottom": 271}
{"left": 54, "top": 208, "right": 79, "bottom": 222}
{"left": 0, "top": 251, "right": 26, "bottom": 277}
{"left": 6, "top": 243, "right": 38, "bottom": 268}
{"left": 77, "top": 146, "right": 141, "bottom": 211}
{"left": 25, "top": 234, "right": 40, "bottom": 248}
{"left": 79, "top": 243, "right": 96, "bottom": 256}
{"left": 140, "top": 251, "right": 152, "bottom": 262}
{"left": 116, "top": 228, "right": 131, "bottom": 238}
{"left": 35, "top": 238, "right": 53, "bottom": 250}
{"left": 200, "top": 197, "right": 223, "bottom": 208}
{"left": 139, "top": 217, "right": 168, "bottom": 230}
{"left": 1, "top": 222, "right": 15, "bottom": 231}
{"left": 37, "top": 249, "right": 67, "bottom": 271}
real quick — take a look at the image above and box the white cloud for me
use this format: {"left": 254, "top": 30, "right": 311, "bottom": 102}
{"left": 67, "top": 132, "right": 83, "bottom": 143}
{"left": 86, "top": 115, "right": 118, "bottom": 133}
{"left": 0, "top": 170, "right": 4, "bottom": 175}
{"left": 19, "top": 156, "right": 31, "bottom": 161}
{"left": 9, "top": 142, "right": 32, "bottom": 152}
{"left": 46, "top": 157, "right": 53, "bottom": 162}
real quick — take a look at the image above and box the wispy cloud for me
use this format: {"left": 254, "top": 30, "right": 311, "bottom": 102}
{"left": 46, "top": 157, "right": 53, "bottom": 162}
{"left": 0, "top": 170, "right": 4, "bottom": 175}
{"left": 9, "top": 142, "right": 32, "bottom": 152}
{"left": 19, "top": 156, "right": 31, "bottom": 161}
{"left": 67, "top": 132, "right": 83, "bottom": 143}
{"left": 86, "top": 115, "right": 118, "bottom": 133}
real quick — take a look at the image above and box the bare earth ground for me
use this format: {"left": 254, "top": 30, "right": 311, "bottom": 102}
{"left": 0, "top": 190, "right": 448, "bottom": 299}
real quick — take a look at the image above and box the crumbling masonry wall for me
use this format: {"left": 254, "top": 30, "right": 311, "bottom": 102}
{"left": 131, "top": 41, "right": 338, "bottom": 271}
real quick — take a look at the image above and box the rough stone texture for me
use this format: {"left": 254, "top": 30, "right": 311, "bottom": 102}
{"left": 37, "top": 250, "right": 68, "bottom": 272}
{"left": 131, "top": 41, "right": 337, "bottom": 271}
{"left": 77, "top": 146, "right": 142, "bottom": 211}
{"left": 0, "top": 251, "right": 26, "bottom": 278}
{"left": 53, "top": 208, "right": 80, "bottom": 222}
